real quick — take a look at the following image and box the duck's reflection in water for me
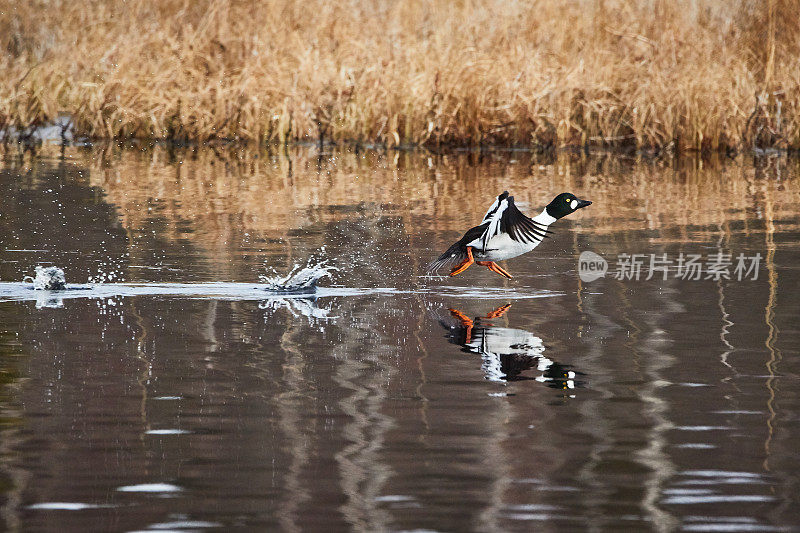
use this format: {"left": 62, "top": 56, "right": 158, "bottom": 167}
{"left": 258, "top": 297, "right": 333, "bottom": 329}
{"left": 440, "top": 304, "right": 582, "bottom": 389}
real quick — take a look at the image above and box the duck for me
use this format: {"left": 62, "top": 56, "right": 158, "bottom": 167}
{"left": 427, "top": 191, "right": 592, "bottom": 279}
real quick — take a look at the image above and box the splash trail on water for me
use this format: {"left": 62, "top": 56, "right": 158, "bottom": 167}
{"left": 258, "top": 260, "right": 337, "bottom": 294}
{"left": 0, "top": 282, "right": 561, "bottom": 303}
{"left": 0, "top": 262, "right": 564, "bottom": 306}
{"left": 24, "top": 266, "right": 67, "bottom": 290}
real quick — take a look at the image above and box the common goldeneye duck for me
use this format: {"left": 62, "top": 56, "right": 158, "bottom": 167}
{"left": 428, "top": 191, "right": 592, "bottom": 279}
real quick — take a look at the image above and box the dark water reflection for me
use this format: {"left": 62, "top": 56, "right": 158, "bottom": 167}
{"left": 0, "top": 145, "right": 799, "bottom": 531}
{"left": 438, "top": 304, "right": 582, "bottom": 387}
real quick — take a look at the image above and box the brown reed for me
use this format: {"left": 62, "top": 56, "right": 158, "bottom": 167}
{"left": 1, "top": 0, "right": 799, "bottom": 151}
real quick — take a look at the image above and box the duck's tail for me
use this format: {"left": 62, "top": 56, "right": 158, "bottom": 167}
{"left": 426, "top": 241, "right": 469, "bottom": 275}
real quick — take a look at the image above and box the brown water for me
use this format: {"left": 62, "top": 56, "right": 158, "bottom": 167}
{"left": 0, "top": 145, "right": 799, "bottom": 532}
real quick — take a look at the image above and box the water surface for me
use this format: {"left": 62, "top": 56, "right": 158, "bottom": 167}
{"left": 0, "top": 145, "right": 798, "bottom": 532}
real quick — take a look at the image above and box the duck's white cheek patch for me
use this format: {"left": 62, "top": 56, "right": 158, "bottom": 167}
{"left": 571, "top": 200, "right": 578, "bottom": 209}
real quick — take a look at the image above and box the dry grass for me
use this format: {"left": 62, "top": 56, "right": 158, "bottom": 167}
{"left": 1, "top": 0, "right": 799, "bottom": 151}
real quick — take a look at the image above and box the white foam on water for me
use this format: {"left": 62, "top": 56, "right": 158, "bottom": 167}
{"left": 1, "top": 260, "right": 564, "bottom": 307}
{"left": 680, "top": 470, "right": 764, "bottom": 478}
{"left": 259, "top": 259, "right": 337, "bottom": 293}
{"left": 662, "top": 495, "right": 776, "bottom": 505}
{"left": 675, "top": 426, "right": 735, "bottom": 431}
{"left": 506, "top": 504, "right": 563, "bottom": 511}
{"left": 374, "top": 495, "right": 416, "bottom": 502}
{"left": 0, "top": 281, "right": 562, "bottom": 303}
{"left": 682, "top": 526, "right": 780, "bottom": 532}
{"left": 142, "top": 520, "right": 222, "bottom": 530}
{"left": 24, "top": 266, "right": 66, "bottom": 290}
{"left": 502, "top": 513, "right": 559, "bottom": 521}
{"left": 116, "top": 483, "right": 183, "bottom": 493}
{"left": 27, "top": 502, "right": 117, "bottom": 510}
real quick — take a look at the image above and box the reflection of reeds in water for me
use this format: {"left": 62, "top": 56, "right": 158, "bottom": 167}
{"left": 274, "top": 316, "right": 312, "bottom": 533}
{"left": 756, "top": 160, "right": 800, "bottom": 528}
{"left": 761, "top": 176, "right": 781, "bottom": 472}
{"left": 582, "top": 276, "right": 679, "bottom": 530}
{"left": 628, "top": 290, "right": 679, "bottom": 532}
{"left": 0, "top": 144, "right": 772, "bottom": 283}
{"left": 264, "top": 294, "right": 398, "bottom": 531}
{"left": 330, "top": 309, "right": 396, "bottom": 531}
{"left": 68, "top": 146, "right": 800, "bottom": 238}
{"left": 0, "top": 333, "right": 28, "bottom": 532}
{"left": 2, "top": 0, "right": 800, "bottom": 150}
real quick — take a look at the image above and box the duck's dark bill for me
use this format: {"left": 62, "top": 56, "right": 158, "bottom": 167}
{"left": 576, "top": 199, "right": 592, "bottom": 209}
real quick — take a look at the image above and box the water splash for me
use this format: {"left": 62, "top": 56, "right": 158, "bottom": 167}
{"left": 259, "top": 260, "right": 336, "bottom": 294}
{"left": 24, "top": 266, "right": 67, "bottom": 291}
{"left": 88, "top": 256, "right": 127, "bottom": 284}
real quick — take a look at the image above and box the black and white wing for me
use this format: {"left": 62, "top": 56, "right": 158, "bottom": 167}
{"left": 472, "top": 192, "right": 510, "bottom": 250}
{"left": 499, "top": 196, "right": 552, "bottom": 245}
{"left": 481, "top": 191, "right": 510, "bottom": 223}
{"left": 476, "top": 194, "right": 551, "bottom": 250}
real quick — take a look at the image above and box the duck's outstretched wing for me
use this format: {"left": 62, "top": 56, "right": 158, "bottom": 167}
{"left": 481, "top": 191, "right": 510, "bottom": 223}
{"left": 473, "top": 194, "right": 552, "bottom": 250}
{"left": 476, "top": 192, "right": 510, "bottom": 250}
{"left": 499, "top": 196, "right": 552, "bottom": 245}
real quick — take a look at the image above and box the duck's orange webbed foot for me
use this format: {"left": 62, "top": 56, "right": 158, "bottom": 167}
{"left": 483, "top": 304, "right": 512, "bottom": 319}
{"left": 449, "top": 247, "right": 475, "bottom": 277}
{"left": 476, "top": 261, "right": 513, "bottom": 279}
{"left": 448, "top": 308, "right": 475, "bottom": 343}
{"left": 448, "top": 308, "right": 473, "bottom": 326}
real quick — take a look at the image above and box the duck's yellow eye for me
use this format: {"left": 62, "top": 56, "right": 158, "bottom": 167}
{"left": 565, "top": 198, "right": 571, "bottom": 203}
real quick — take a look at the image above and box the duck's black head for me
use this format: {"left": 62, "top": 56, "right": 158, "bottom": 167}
{"left": 545, "top": 192, "right": 592, "bottom": 220}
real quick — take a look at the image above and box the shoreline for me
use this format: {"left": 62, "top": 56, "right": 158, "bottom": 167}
{"left": 3, "top": 131, "right": 798, "bottom": 159}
